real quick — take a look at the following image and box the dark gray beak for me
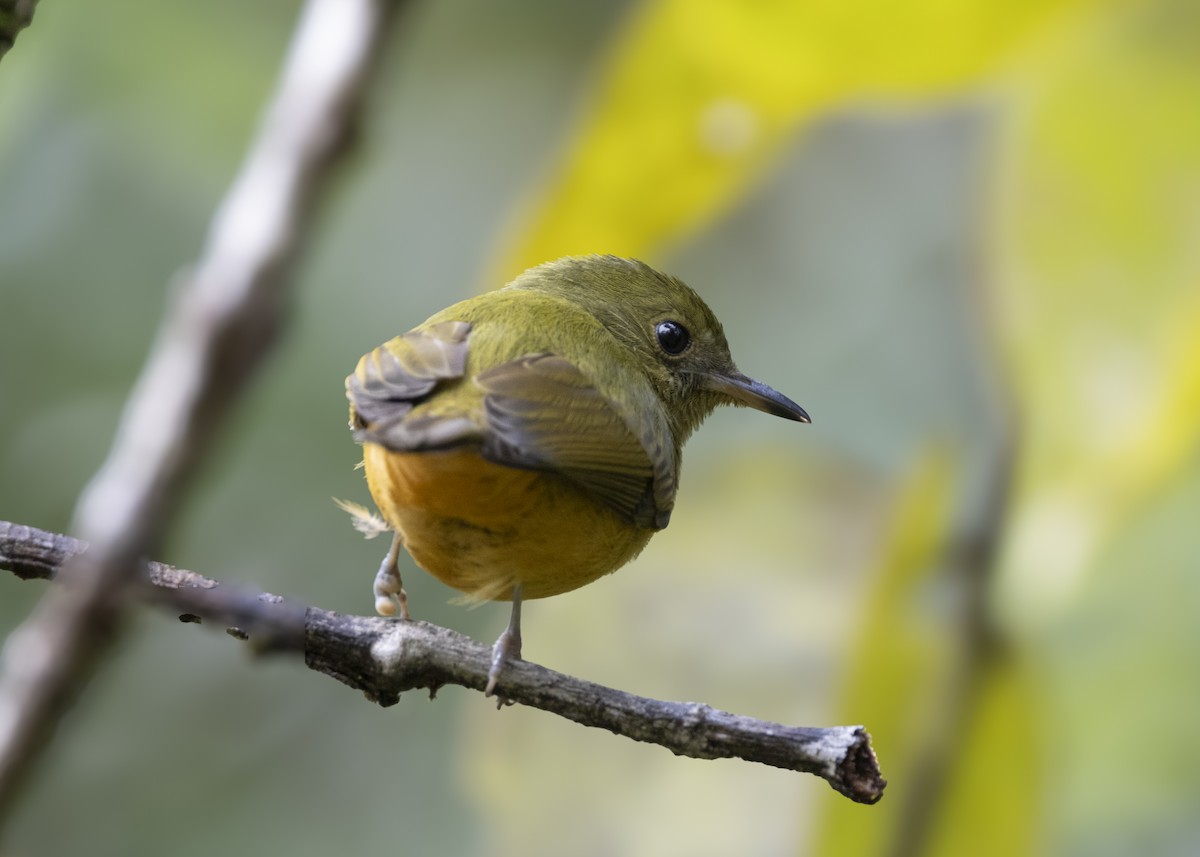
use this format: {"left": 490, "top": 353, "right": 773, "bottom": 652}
{"left": 704, "top": 371, "right": 810, "bottom": 423}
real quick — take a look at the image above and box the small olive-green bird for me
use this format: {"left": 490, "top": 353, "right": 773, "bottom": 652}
{"left": 346, "top": 255, "right": 809, "bottom": 694}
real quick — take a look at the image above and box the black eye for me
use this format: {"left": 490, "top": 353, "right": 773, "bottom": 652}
{"left": 655, "top": 320, "right": 690, "bottom": 355}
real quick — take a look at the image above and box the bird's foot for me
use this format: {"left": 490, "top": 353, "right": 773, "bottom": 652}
{"left": 486, "top": 585, "right": 524, "bottom": 700}
{"left": 373, "top": 533, "right": 409, "bottom": 619}
{"left": 485, "top": 625, "right": 522, "bottom": 700}
{"left": 373, "top": 573, "right": 409, "bottom": 619}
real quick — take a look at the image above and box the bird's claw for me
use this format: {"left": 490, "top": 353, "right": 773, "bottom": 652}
{"left": 373, "top": 533, "right": 409, "bottom": 619}
{"left": 485, "top": 625, "right": 522, "bottom": 698}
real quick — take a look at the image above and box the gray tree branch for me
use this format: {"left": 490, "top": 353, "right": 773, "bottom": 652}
{"left": 1, "top": 520, "right": 887, "bottom": 805}
{"left": 0, "top": 0, "right": 398, "bottom": 827}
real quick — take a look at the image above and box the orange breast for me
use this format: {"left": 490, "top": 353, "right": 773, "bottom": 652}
{"left": 361, "top": 444, "right": 653, "bottom": 601}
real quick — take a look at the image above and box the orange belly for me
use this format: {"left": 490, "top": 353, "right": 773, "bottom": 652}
{"left": 362, "top": 444, "right": 653, "bottom": 601}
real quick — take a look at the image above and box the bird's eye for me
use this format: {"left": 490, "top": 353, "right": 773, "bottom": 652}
{"left": 655, "top": 320, "right": 690, "bottom": 355}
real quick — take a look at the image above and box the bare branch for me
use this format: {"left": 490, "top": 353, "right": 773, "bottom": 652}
{"left": 0, "top": 0, "right": 397, "bottom": 825}
{"left": 1, "top": 520, "right": 888, "bottom": 805}
{"left": 0, "top": 0, "right": 37, "bottom": 61}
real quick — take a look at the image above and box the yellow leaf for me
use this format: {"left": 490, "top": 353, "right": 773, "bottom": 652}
{"left": 925, "top": 658, "right": 1043, "bottom": 857}
{"left": 494, "top": 0, "right": 1095, "bottom": 280}
{"left": 996, "top": 0, "right": 1200, "bottom": 629}
{"left": 811, "top": 450, "right": 962, "bottom": 856}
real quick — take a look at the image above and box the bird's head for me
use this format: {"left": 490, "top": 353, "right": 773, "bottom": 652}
{"left": 511, "top": 255, "right": 810, "bottom": 444}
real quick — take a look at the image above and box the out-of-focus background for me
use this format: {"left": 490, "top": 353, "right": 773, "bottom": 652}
{"left": 2, "top": 0, "right": 1198, "bottom": 855}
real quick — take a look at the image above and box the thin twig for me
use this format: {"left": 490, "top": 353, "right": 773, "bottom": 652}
{"left": 0, "top": 0, "right": 37, "bottom": 61}
{"left": 0, "top": 520, "right": 888, "bottom": 805}
{"left": 0, "top": 0, "right": 397, "bottom": 826}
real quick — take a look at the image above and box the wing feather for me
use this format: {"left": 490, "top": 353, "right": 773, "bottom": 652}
{"left": 346, "top": 320, "right": 477, "bottom": 450}
{"left": 477, "top": 354, "right": 675, "bottom": 530}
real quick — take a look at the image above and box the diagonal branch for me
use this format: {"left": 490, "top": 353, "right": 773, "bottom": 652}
{"left": 0, "top": 0, "right": 398, "bottom": 826}
{"left": 1, "top": 520, "right": 888, "bottom": 805}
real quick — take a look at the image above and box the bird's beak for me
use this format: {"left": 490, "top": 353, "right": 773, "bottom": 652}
{"left": 704, "top": 371, "right": 811, "bottom": 423}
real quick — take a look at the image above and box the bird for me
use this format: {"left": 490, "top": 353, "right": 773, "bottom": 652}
{"left": 345, "top": 255, "right": 809, "bottom": 695}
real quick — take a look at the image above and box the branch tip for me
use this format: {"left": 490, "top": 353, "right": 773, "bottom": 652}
{"left": 834, "top": 728, "right": 887, "bottom": 804}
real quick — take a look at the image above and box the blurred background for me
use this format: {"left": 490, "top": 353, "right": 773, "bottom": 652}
{"left": 1, "top": 0, "right": 1198, "bottom": 854}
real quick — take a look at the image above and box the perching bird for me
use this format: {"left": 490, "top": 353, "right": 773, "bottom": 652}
{"left": 345, "top": 255, "right": 809, "bottom": 694}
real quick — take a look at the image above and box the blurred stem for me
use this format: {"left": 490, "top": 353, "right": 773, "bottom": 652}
{"left": 887, "top": 431, "right": 1016, "bottom": 857}
{"left": 0, "top": 0, "right": 36, "bottom": 61}
{"left": 886, "top": 180, "right": 1020, "bottom": 857}
{"left": 0, "top": 0, "right": 399, "bottom": 829}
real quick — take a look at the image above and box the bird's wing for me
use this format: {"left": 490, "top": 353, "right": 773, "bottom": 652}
{"left": 346, "top": 320, "right": 481, "bottom": 450}
{"left": 477, "top": 354, "right": 676, "bottom": 530}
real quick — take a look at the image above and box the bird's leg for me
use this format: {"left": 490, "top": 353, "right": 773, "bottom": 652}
{"left": 373, "top": 532, "right": 409, "bottom": 619}
{"left": 485, "top": 583, "right": 523, "bottom": 697}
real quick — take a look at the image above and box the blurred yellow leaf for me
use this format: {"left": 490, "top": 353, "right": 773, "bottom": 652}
{"left": 997, "top": 0, "right": 1200, "bottom": 629}
{"left": 925, "top": 657, "right": 1043, "bottom": 857}
{"left": 811, "top": 450, "right": 962, "bottom": 856}
{"left": 495, "top": 0, "right": 1095, "bottom": 280}
{"left": 813, "top": 451, "right": 1044, "bottom": 857}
